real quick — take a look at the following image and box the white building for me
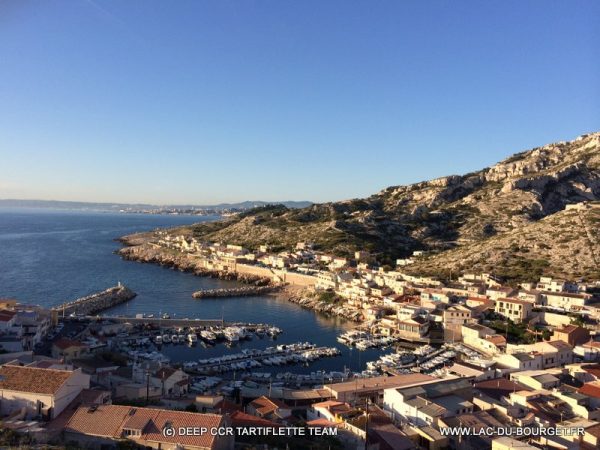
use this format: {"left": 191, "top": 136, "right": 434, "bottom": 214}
{"left": 0, "top": 365, "right": 90, "bottom": 419}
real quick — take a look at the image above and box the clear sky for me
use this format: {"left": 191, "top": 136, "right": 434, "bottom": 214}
{"left": 1, "top": 1, "right": 599, "bottom": 205}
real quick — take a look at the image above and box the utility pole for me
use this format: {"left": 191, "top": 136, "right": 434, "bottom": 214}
{"left": 364, "top": 398, "right": 369, "bottom": 450}
{"left": 146, "top": 368, "right": 150, "bottom": 405}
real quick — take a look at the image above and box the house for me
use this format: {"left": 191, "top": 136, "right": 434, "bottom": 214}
{"left": 537, "top": 276, "right": 580, "bottom": 293}
{"left": 461, "top": 323, "right": 506, "bottom": 355}
{"left": 575, "top": 340, "right": 600, "bottom": 362}
{"left": 0, "top": 309, "right": 17, "bottom": 330}
{"left": 473, "top": 378, "right": 530, "bottom": 406}
{"left": 246, "top": 396, "right": 291, "bottom": 421}
{"left": 0, "top": 364, "right": 90, "bottom": 420}
{"left": 63, "top": 404, "right": 233, "bottom": 450}
{"left": 486, "top": 287, "right": 516, "bottom": 300}
{"left": 495, "top": 352, "right": 543, "bottom": 372}
{"left": 442, "top": 305, "right": 473, "bottom": 340}
{"left": 553, "top": 325, "right": 591, "bottom": 347}
{"left": 383, "top": 378, "right": 474, "bottom": 427}
{"left": 494, "top": 297, "right": 533, "bottom": 322}
{"left": 510, "top": 371, "right": 561, "bottom": 390}
{"left": 14, "top": 307, "right": 52, "bottom": 350}
{"left": 307, "top": 400, "right": 355, "bottom": 422}
{"left": 397, "top": 316, "right": 429, "bottom": 340}
{"left": 504, "top": 341, "right": 574, "bottom": 368}
{"left": 541, "top": 291, "right": 593, "bottom": 310}
{"left": 52, "top": 338, "right": 88, "bottom": 362}
{"left": 152, "top": 367, "right": 189, "bottom": 396}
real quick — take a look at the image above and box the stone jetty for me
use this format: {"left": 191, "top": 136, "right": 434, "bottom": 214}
{"left": 53, "top": 284, "right": 136, "bottom": 316}
{"left": 192, "top": 285, "right": 282, "bottom": 299}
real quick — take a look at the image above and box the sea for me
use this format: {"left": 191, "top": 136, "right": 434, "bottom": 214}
{"left": 0, "top": 207, "right": 387, "bottom": 373}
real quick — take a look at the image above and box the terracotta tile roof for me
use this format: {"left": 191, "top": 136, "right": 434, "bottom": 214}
{"left": 0, "top": 310, "right": 16, "bottom": 322}
{"left": 555, "top": 325, "right": 579, "bottom": 334}
{"left": 0, "top": 365, "right": 72, "bottom": 395}
{"left": 474, "top": 378, "right": 529, "bottom": 401}
{"left": 586, "top": 423, "right": 600, "bottom": 438}
{"left": 154, "top": 367, "right": 177, "bottom": 379}
{"left": 486, "top": 335, "right": 507, "bottom": 345}
{"left": 230, "top": 410, "right": 281, "bottom": 428}
{"left": 122, "top": 408, "right": 156, "bottom": 431}
{"left": 582, "top": 364, "right": 600, "bottom": 379}
{"left": 311, "top": 400, "right": 346, "bottom": 409}
{"left": 65, "top": 405, "right": 132, "bottom": 438}
{"left": 213, "top": 399, "right": 242, "bottom": 414}
{"left": 307, "top": 418, "right": 341, "bottom": 428}
{"left": 249, "top": 396, "right": 287, "bottom": 416}
{"left": 53, "top": 338, "right": 86, "bottom": 350}
{"left": 65, "top": 405, "right": 226, "bottom": 448}
{"left": 579, "top": 381, "right": 600, "bottom": 399}
{"left": 143, "top": 409, "right": 224, "bottom": 448}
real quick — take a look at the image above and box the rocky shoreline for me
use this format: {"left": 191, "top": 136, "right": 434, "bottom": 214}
{"left": 117, "top": 243, "right": 271, "bottom": 285}
{"left": 287, "top": 296, "right": 363, "bottom": 322}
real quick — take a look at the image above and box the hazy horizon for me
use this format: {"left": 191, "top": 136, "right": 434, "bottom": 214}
{"left": 1, "top": 1, "right": 599, "bottom": 204}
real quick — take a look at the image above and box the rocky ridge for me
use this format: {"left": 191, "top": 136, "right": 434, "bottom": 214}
{"left": 121, "top": 132, "right": 600, "bottom": 282}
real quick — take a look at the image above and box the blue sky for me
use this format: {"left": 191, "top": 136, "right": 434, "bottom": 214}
{"left": 0, "top": 1, "right": 598, "bottom": 204}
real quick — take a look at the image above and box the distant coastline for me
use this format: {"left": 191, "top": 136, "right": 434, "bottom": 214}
{"left": 0, "top": 198, "right": 313, "bottom": 216}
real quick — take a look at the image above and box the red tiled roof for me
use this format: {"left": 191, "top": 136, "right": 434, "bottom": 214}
{"left": 213, "top": 399, "right": 242, "bottom": 414}
{"left": 64, "top": 405, "right": 226, "bottom": 448}
{"left": 486, "top": 335, "right": 507, "bottom": 346}
{"left": 306, "top": 418, "right": 341, "bottom": 428}
{"left": 230, "top": 410, "right": 282, "bottom": 428}
{"left": 154, "top": 367, "right": 177, "bottom": 379}
{"left": 0, "top": 365, "right": 72, "bottom": 395}
{"left": 248, "top": 395, "right": 288, "bottom": 416}
{"left": 0, "top": 310, "right": 16, "bottom": 322}
{"left": 54, "top": 338, "right": 86, "bottom": 350}
{"left": 579, "top": 382, "right": 600, "bottom": 399}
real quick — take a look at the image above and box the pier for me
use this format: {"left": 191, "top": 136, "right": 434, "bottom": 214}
{"left": 186, "top": 343, "right": 341, "bottom": 375}
{"left": 192, "top": 285, "right": 282, "bottom": 299}
{"left": 67, "top": 315, "right": 271, "bottom": 330}
{"left": 52, "top": 284, "right": 136, "bottom": 317}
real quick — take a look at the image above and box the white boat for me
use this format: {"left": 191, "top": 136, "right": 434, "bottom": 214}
{"left": 162, "top": 334, "right": 171, "bottom": 344}
{"left": 187, "top": 333, "right": 198, "bottom": 344}
{"left": 154, "top": 335, "right": 163, "bottom": 345}
{"left": 224, "top": 327, "right": 240, "bottom": 342}
{"left": 171, "top": 334, "right": 179, "bottom": 343}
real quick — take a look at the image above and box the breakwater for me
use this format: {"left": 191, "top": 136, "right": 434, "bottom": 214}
{"left": 53, "top": 285, "right": 136, "bottom": 316}
{"left": 192, "top": 285, "right": 282, "bottom": 299}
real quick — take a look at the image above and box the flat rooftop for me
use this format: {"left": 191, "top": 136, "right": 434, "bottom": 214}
{"left": 325, "top": 373, "right": 435, "bottom": 395}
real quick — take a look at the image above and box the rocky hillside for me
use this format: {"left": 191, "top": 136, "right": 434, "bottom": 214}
{"left": 128, "top": 132, "right": 600, "bottom": 282}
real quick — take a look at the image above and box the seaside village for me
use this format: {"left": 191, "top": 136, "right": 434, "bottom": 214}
{"left": 4, "top": 236, "right": 600, "bottom": 450}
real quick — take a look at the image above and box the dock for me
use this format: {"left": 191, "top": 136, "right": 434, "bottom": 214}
{"left": 52, "top": 284, "right": 136, "bottom": 316}
{"left": 66, "top": 315, "right": 271, "bottom": 330}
